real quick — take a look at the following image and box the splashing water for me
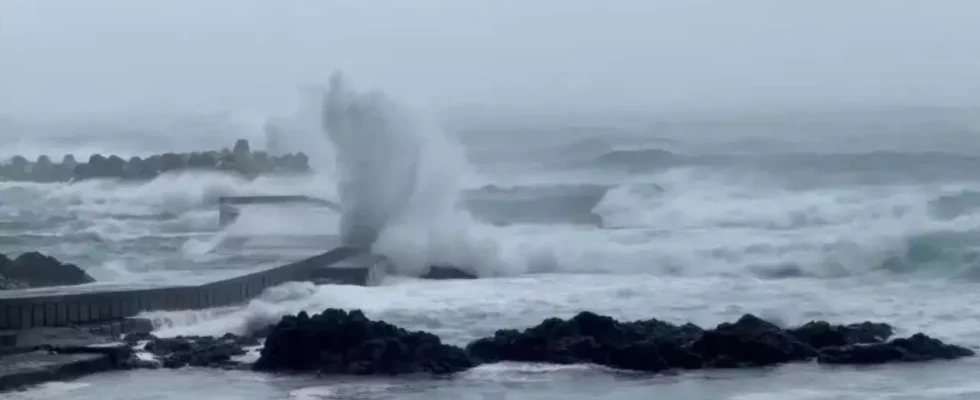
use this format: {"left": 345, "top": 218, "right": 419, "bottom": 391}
{"left": 319, "top": 72, "right": 484, "bottom": 275}
{"left": 321, "top": 72, "right": 424, "bottom": 248}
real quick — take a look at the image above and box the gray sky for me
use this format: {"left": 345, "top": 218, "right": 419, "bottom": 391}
{"left": 4, "top": 0, "right": 980, "bottom": 118}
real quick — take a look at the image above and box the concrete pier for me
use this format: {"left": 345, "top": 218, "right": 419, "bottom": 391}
{"left": 0, "top": 246, "right": 372, "bottom": 331}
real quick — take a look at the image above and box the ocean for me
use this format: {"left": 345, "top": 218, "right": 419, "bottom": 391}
{"left": 5, "top": 98, "right": 980, "bottom": 399}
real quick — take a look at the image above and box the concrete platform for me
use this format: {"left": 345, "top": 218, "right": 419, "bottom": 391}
{"left": 0, "top": 246, "right": 372, "bottom": 330}
{"left": 218, "top": 195, "right": 340, "bottom": 226}
{"left": 0, "top": 341, "right": 132, "bottom": 392}
{"left": 0, "top": 318, "right": 154, "bottom": 356}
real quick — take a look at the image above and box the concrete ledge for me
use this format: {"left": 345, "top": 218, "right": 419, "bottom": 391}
{"left": 0, "top": 318, "right": 153, "bottom": 356}
{"left": 218, "top": 195, "right": 341, "bottom": 227}
{"left": 0, "top": 246, "right": 366, "bottom": 330}
{"left": 0, "top": 342, "right": 131, "bottom": 392}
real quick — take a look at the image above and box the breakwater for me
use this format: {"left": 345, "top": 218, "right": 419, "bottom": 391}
{"left": 0, "top": 246, "right": 374, "bottom": 331}
{"left": 0, "top": 139, "right": 310, "bottom": 182}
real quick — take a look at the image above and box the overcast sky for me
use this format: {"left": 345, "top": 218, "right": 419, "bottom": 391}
{"left": 4, "top": 0, "right": 980, "bottom": 118}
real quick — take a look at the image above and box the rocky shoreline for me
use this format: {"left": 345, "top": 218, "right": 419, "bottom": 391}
{"left": 7, "top": 308, "right": 969, "bottom": 392}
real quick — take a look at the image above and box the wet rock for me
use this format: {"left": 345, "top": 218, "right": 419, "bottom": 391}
{"left": 465, "top": 312, "right": 973, "bottom": 373}
{"left": 0, "top": 252, "right": 96, "bottom": 289}
{"left": 253, "top": 308, "right": 474, "bottom": 375}
{"left": 690, "top": 314, "right": 817, "bottom": 368}
{"left": 465, "top": 311, "right": 703, "bottom": 372}
{"left": 122, "top": 332, "right": 156, "bottom": 345}
{"left": 788, "top": 320, "right": 894, "bottom": 349}
{"left": 818, "top": 333, "right": 975, "bottom": 364}
{"left": 143, "top": 333, "right": 253, "bottom": 369}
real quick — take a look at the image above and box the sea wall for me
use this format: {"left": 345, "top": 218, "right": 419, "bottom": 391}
{"left": 0, "top": 247, "right": 365, "bottom": 330}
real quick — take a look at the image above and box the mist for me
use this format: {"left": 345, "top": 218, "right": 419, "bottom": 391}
{"left": 5, "top": 0, "right": 980, "bottom": 120}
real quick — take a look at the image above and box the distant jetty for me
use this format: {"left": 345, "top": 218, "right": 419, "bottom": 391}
{"left": 0, "top": 139, "right": 310, "bottom": 183}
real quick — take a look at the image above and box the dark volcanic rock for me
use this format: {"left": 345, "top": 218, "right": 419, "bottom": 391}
{"left": 818, "top": 333, "right": 975, "bottom": 364}
{"left": 0, "top": 252, "right": 95, "bottom": 289}
{"left": 464, "top": 312, "right": 973, "bottom": 373}
{"left": 465, "top": 311, "right": 703, "bottom": 372}
{"left": 788, "top": 320, "right": 894, "bottom": 349}
{"left": 690, "top": 314, "right": 817, "bottom": 368}
{"left": 4, "top": 309, "right": 972, "bottom": 388}
{"left": 143, "top": 333, "right": 255, "bottom": 369}
{"left": 253, "top": 308, "right": 475, "bottom": 375}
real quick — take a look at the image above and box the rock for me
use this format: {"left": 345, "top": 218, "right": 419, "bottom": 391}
{"left": 122, "top": 332, "right": 155, "bottom": 345}
{"left": 253, "top": 308, "right": 474, "bottom": 375}
{"left": 465, "top": 311, "right": 703, "bottom": 372}
{"left": 689, "top": 314, "right": 817, "bottom": 368}
{"left": 1, "top": 309, "right": 971, "bottom": 386}
{"left": 788, "top": 320, "right": 894, "bottom": 349}
{"left": 143, "top": 333, "right": 253, "bottom": 369}
{"left": 0, "top": 252, "right": 95, "bottom": 289}
{"left": 818, "top": 333, "right": 975, "bottom": 364}
{"left": 0, "top": 276, "right": 27, "bottom": 290}
{"left": 465, "top": 312, "right": 974, "bottom": 373}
